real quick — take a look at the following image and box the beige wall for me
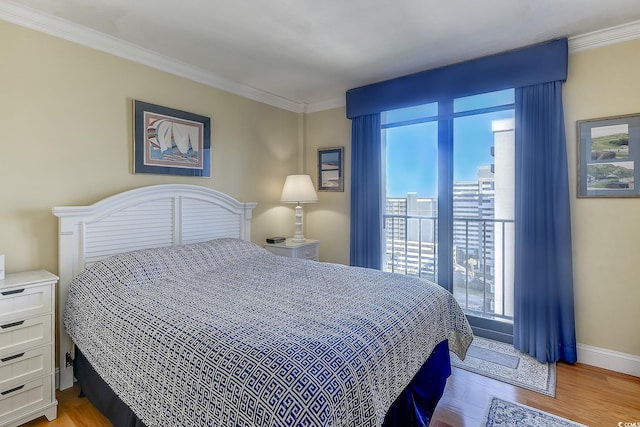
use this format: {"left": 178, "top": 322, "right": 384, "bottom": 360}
{"left": 305, "top": 41, "right": 640, "bottom": 357}
{"left": 304, "top": 108, "right": 351, "bottom": 264}
{"left": 564, "top": 38, "right": 640, "bottom": 356}
{"left": 0, "top": 20, "right": 300, "bottom": 275}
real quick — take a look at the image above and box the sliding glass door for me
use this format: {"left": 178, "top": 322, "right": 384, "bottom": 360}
{"left": 382, "top": 89, "right": 515, "bottom": 342}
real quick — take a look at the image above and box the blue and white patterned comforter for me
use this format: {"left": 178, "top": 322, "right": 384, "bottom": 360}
{"left": 65, "top": 238, "right": 472, "bottom": 427}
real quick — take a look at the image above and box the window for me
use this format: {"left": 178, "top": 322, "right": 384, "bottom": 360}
{"left": 382, "top": 89, "right": 515, "bottom": 332}
{"left": 382, "top": 103, "right": 438, "bottom": 280}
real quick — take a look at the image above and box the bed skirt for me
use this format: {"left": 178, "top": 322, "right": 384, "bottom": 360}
{"left": 74, "top": 340, "right": 451, "bottom": 427}
{"left": 74, "top": 349, "right": 146, "bottom": 427}
{"left": 382, "top": 339, "right": 451, "bottom": 426}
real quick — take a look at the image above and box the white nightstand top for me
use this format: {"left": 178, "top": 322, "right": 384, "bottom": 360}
{"left": 265, "top": 239, "right": 318, "bottom": 248}
{"left": 0, "top": 269, "right": 58, "bottom": 289}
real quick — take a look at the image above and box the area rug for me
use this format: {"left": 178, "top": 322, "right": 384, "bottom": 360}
{"left": 483, "top": 396, "right": 588, "bottom": 427}
{"left": 450, "top": 337, "right": 556, "bottom": 396}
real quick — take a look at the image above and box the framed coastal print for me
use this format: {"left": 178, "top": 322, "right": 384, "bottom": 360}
{"left": 577, "top": 113, "right": 640, "bottom": 197}
{"left": 133, "top": 100, "right": 211, "bottom": 177}
{"left": 318, "top": 147, "right": 344, "bottom": 192}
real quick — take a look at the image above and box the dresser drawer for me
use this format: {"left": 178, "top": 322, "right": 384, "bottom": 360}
{"left": 0, "top": 345, "right": 52, "bottom": 391}
{"left": 0, "top": 375, "right": 54, "bottom": 424}
{"left": 296, "top": 244, "right": 319, "bottom": 260}
{"left": 0, "top": 315, "right": 52, "bottom": 357}
{"left": 264, "top": 245, "right": 289, "bottom": 257}
{"left": 0, "top": 285, "right": 53, "bottom": 324}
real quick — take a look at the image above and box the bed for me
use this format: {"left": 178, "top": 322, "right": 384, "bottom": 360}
{"left": 53, "top": 184, "right": 472, "bottom": 427}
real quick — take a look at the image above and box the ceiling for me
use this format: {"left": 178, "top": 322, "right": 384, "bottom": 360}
{"left": 3, "top": 0, "right": 640, "bottom": 112}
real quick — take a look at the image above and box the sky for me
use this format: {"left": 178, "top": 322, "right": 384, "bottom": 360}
{"left": 591, "top": 123, "right": 627, "bottom": 138}
{"left": 385, "top": 90, "right": 514, "bottom": 198}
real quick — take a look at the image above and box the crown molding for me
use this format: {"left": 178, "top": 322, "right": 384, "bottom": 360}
{"left": 569, "top": 19, "right": 640, "bottom": 53}
{"left": 3, "top": 2, "right": 640, "bottom": 113}
{"left": 304, "top": 96, "right": 346, "bottom": 113}
{"left": 312, "top": 21, "right": 640, "bottom": 113}
{"left": 0, "top": 1, "right": 306, "bottom": 113}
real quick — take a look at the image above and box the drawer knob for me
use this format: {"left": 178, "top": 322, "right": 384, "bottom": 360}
{"left": 0, "top": 320, "right": 25, "bottom": 329}
{"left": 1, "top": 288, "right": 25, "bottom": 296}
{"left": 1, "top": 352, "right": 25, "bottom": 363}
{"left": 1, "top": 384, "right": 24, "bottom": 396}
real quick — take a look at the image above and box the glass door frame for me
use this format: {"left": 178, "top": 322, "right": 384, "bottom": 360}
{"left": 437, "top": 99, "right": 514, "bottom": 344}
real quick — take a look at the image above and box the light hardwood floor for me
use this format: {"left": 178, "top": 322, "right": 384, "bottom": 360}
{"left": 21, "top": 362, "right": 640, "bottom": 427}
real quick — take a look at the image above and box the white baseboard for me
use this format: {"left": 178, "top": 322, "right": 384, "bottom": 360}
{"left": 577, "top": 343, "right": 640, "bottom": 377}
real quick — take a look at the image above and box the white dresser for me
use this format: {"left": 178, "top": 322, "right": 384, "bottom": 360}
{"left": 0, "top": 270, "right": 58, "bottom": 427}
{"left": 264, "top": 239, "right": 320, "bottom": 261}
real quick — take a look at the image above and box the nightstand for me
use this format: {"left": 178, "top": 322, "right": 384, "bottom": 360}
{"left": 264, "top": 239, "right": 320, "bottom": 261}
{"left": 0, "top": 270, "right": 58, "bottom": 427}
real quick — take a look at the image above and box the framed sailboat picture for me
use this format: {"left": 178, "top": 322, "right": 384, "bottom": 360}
{"left": 133, "top": 100, "right": 211, "bottom": 177}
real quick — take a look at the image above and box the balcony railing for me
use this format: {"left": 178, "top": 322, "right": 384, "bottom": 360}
{"left": 383, "top": 213, "right": 514, "bottom": 322}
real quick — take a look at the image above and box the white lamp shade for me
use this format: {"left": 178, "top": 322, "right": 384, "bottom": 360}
{"left": 280, "top": 175, "right": 318, "bottom": 203}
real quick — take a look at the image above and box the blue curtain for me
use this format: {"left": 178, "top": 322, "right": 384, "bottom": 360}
{"left": 514, "top": 81, "right": 577, "bottom": 363}
{"left": 350, "top": 114, "right": 382, "bottom": 269}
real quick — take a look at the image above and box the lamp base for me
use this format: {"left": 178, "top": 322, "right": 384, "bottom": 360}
{"left": 291, "top": 204, "right": 306, "bottom": 244}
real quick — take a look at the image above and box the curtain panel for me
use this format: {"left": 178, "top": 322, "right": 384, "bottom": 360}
{"left": 514, "top": 81, "right": 577, "bottom": 363}
{"left": 349, "top": 114, "right": 383, "bottom": 268}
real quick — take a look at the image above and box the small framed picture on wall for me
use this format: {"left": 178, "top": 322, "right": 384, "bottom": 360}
{"left": 318, "top": 147, "right": 344, "bottom": 192}
{"left": 577, "top": 113, "right": 640, "bottom": 197}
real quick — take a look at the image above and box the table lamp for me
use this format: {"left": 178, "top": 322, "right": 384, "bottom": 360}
{"left": 280, "top": 174, "right": 318, "bottom": 243}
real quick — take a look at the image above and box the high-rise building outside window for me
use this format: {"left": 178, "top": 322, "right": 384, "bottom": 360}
{"left": 382, "top": 89, "right": 515, "bottom": 337}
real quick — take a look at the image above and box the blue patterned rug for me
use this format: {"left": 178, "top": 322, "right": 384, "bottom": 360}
{"left": 451, "top": 337, "right": 556, "bottom": 396}
{"left": 484, "top": 397, "right": 588, "bottom": 427}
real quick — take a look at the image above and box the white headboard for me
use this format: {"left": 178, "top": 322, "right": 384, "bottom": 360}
{"left": 52, "top": 184, "right": 257, "bottom": 390}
